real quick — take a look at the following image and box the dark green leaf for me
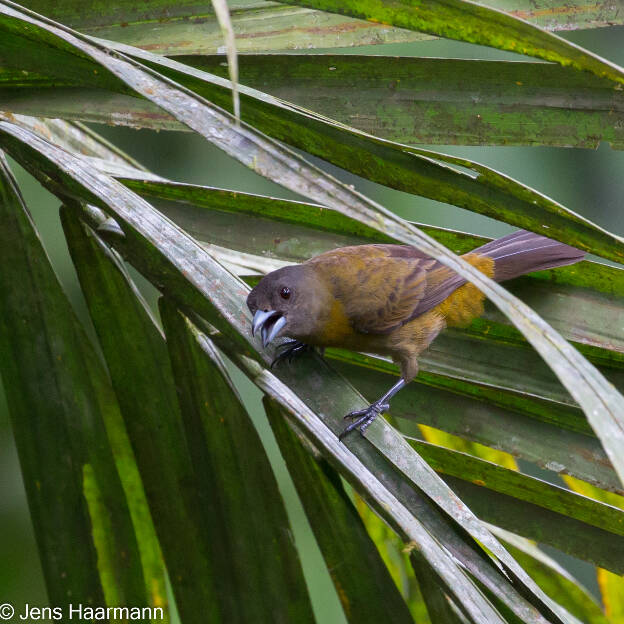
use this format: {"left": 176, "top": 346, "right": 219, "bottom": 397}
{"left": 403, "top": 438, "right": 624, "bottom": 572}
{"left": 491, "top": 529, "right": 609, "bottom": 624}
{"left": 64, "top": 203, "right": 315, "bottom": 623}
{"left": 263, "top": 395, "right": 413, "bottom": 624}
{"left": 410, "top": 552, "right": 470, "bottom": 623}
{"left": 60, "top": 206, "right": 222, "bottom": 624}
{"left": 409, "top": 439, "right": 624, "bottom": 537}
{"left": 185, "top": 53, "right": 624, "bottom": 150}
{"left": 159, "top": 299, "right": 315, "bottom": 623}
{"left": 354, "top": 495, "right": 431, "bottom": 621}
{"left": 330, "top": 337, "right": 600, "bottom": 438}
{"left": 17, "top": 0, "right": 624, "bottom": 56}
{"left": 21, "top": 0, "right": 428, "bottom": 53}
{"left": 448, "top": 475, "right": 624, "bottom": 574}
{"left": 0, "top": 153, "right": 147, "bottom": 608}
{"left": 277, "top": 0, "right": 624, "bottom": 85}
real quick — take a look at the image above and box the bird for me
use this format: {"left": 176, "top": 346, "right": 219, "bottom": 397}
{"left": 246, "top": 230, "right": 585, "bottom": 439}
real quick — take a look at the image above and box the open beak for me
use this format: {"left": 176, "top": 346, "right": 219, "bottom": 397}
{"left": 251, "top": 310, "right": 287, "bottom": 348}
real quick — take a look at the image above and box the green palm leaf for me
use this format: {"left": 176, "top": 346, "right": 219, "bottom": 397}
{"left": 0, "top": 154, "right": 152, "bottom": 610}
{"left": 186, "top": 53, "right": 624, "bottom": 150}
{"left": 262, "top": 395, "right": 414, "bottom": 623}
{"left": 16, "top": 0, "right": 624, "bottom": 54}
{"left": 277, "top": 0, "right": 624, "bottom": 84}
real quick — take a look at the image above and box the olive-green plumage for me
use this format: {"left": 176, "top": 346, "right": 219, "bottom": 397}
{"left": 247, "top": 230, "right": 584, "bottom": 437}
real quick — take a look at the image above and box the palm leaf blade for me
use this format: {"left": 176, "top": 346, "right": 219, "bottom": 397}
{"left": 60, "top": 207, "right": 222, "bottom": 623}
{"left": 17, "top": 0, "right": 624, "bottom": 55}
{"left": 188, "top": 54, "right": 624, "bottom": 150}
{"left": 277, "top": 0, "right": 624, "bottom": 84}
{"left": 262, "top": 395, "right": 414, "bottom": 623}
{"left": 0, "top": 154, "right": 147, "bottom": 608}
{"left": 159, "top": 298, "right": 316, "bottom": 623}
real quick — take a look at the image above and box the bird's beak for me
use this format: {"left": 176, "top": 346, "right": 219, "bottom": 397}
{"left": 251, "top": 309, "right": 287, "bottom": 348}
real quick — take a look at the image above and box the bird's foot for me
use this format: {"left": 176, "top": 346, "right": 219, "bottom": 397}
{"left": 270, "top": 340, "right": 311, "bottom": 368}
{"left": 339, "top": 401, "right": 390, "bottom": 441}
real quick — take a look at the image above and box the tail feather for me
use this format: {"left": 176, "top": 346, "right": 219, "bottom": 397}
{"left": 404, "top": 230, "right": 584, "bottom": 322}
{"left": 475, "top": 230, "right": 585, "bottom": 282}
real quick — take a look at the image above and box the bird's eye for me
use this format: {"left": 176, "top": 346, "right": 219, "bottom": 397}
{"left": 280, "top": 287, "right": 291, "bottom": 300}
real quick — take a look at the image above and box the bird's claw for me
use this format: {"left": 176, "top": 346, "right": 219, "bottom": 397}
{"left": 339, "top": 402, "right": 390, "bottom": 441}
{"left": 270, "top": 340, "right": 310, "bottom": 368}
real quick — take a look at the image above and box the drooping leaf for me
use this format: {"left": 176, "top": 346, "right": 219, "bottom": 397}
{"left": 159, "top": 299, "right": 315, "bottom": 623}
{"left": 262, "top": 395, "right": 413, "bottom": 624}
{"left": 277, "top": 0, "right": 624, "bottom": 85}
{"left": 60, "top": 206, "right": 224, "bottom": 624}
{"left": 6, "top": 119, "right": 168, "bottom": 612}
{"left": 64, "top": 204, "right": 315, "bottom": 623}
{"left": 0, "top": 153, "right": 147, "bottom": 609}
{"left": 219, "top": 335, "right": 577, "bottom": 624}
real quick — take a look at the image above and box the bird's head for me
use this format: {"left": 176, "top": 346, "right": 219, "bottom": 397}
{"left": 246, "top": 264, "right": 328, "bottom": 348}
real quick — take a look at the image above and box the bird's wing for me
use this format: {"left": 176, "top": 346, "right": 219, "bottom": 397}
{"left": 307, "top": 245, "right": 450, "bottom": 334}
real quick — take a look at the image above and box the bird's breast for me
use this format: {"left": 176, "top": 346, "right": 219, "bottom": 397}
{"left": 311, "top": 298, "right": 355, "bottom": 346}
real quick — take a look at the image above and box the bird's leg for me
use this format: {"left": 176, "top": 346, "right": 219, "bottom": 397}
{"left": 271, "top": 339, "right": 312, "bottom": 368}
{"left": 339, "top": 378, "right": 407, "bottom": 441}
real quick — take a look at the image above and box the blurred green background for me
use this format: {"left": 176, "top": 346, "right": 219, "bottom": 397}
{"left": 1, "top": 25, "right": 623, "bottom": 623}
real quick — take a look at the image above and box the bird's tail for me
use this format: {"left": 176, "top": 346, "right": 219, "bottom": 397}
{"left": 473, "top": 230, "right": 585, "bottom": 282}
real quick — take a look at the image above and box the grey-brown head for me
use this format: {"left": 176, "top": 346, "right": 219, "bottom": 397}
{"left": 246, "top": 264, "right": 329, "bottom": 348}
